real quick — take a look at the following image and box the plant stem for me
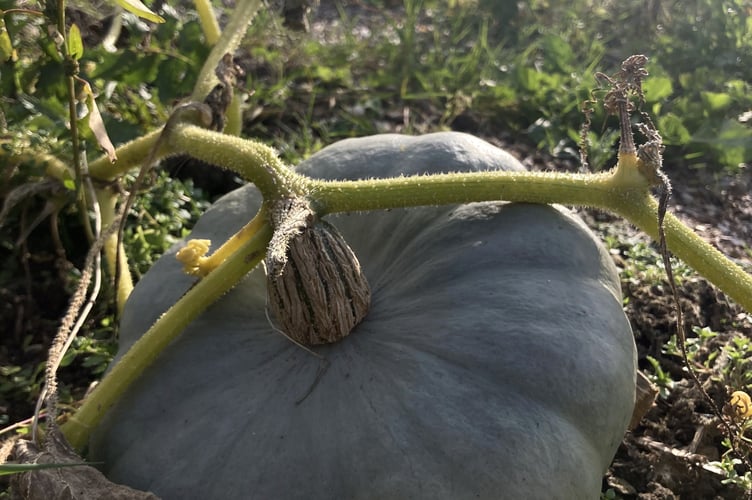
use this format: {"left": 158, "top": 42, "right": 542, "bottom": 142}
{"left": 61, "top": 216, "right": 273, "bottom": 450}
{"left": 311, "top": 170, "right": 616, "bottom": 213}
{"left": 95, "top": 188, "right": 133, "bottom": 314}
{"left": 0, "top": 149, "right": 73, "bottom": 182}
{"left": 190, "top": 0, "right": 261, "bottom": 102}
{"left": 193, "top": 0, "right": 243, "bottom": 136}
{"left": 168, "top": 124, "right": 307, "bottom": 199}
{"left": 56, "top": 0, "right": 94, "bottom": 245}
{"left": 616, "top": 193, "right": 752, "bottom": 312}
{"left": 311, "top": 160, "right": 751, "bottom": 311}
{"left": 87, "top": 129, "right": 163, "bottom": 181}
{"left": 161, "top": 124, "right": 752, "bottom": 311}
{"left": 196, "top": 204, "right": 269, "bottom": 276}
{"left": 194, "top": 0, "right": 221, "bottom": 44}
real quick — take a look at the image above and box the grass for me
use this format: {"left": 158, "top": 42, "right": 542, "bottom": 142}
{"left": 239, "top": 0, "right": 751, "bottom": 171}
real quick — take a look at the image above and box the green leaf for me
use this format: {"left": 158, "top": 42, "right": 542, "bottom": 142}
{"left": 542, "top": 34, "right": 574, "bottom": 72}
{"left": 700, "top": 91, "right": 732, "bottom": 112}
{"left": 657, "top": 113, "right": 691, "bottom": 145}
{"left": 67, "top": 24, "right": 83, "bottom": 61}
{"left": 514, "top": 66, "right": 543, "bottom": 93}
{"left": 713, "top": 120, "right": 752, "bottom": 167}
{"left": 91, "top": 51, "right": 162, "bottom": 86}
{"left": 113, "top": 0, "right": 165, "bottom": 24}
{"left": 0, "top": 17, "right": 15, "bottom": 62}
{"left": 642, "top": 76, "right": 673, "bottom": 102}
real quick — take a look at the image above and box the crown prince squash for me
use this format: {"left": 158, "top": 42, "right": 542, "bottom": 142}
{"left": 90, "top": 132, "right": 636, "bottom": 499}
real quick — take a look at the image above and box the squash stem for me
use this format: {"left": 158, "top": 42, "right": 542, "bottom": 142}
{"left": 60, "top": 218, "right": 273, "bottom": 450}
{"left": 311, "top": 152, "right": 650, "bottom": 215}
{"left": 185, "top": 205, "right": 269, "bottom": 277}
{"left": 88, "top": 128, "right": 163, "bottom": 181}
{"left": 190, "top": 0, "right": 260, "bottom": 102}
{"left": 167, "top": 124, "right": 308, "bottom": 200}
{"left": 86, "top": 123, "right": 751, "bottom": 314}
{"left": 311, "top": 169, "right": 617, "bottom": 213}
{"left": 157, "top": 125, "right": 751, "bottom": 312}
{"left": 194, "top": 0, "right": 221, "bottom": 45}
{"left": 310, "top": 153, "right": 751, "bottom": 312}
{"left": 95, "top": 187, "right": 133, "bottom": 314}
{"left": 614, "top": 193, "right": 752, "bottom": 312}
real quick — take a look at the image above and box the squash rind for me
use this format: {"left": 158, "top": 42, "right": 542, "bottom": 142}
{"left": 91, "top": 132, "right": 636, "bottom": 500}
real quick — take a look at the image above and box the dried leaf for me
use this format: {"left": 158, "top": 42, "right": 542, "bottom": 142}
{"left": 81, "top": 81, "right": 117, "bottom": 163}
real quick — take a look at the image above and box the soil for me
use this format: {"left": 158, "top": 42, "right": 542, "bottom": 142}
{"left": 2, "top": 2, "right": 752, "bottom": 498}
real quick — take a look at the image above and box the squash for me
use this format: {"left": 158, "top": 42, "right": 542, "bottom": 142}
{"left": 90, "top": 132, "right": 636, "bottom": 499}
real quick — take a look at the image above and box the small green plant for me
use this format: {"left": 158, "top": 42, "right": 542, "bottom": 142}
{"left": 708, "top": 450, "right": 752, "bottom": 491}
{"left": 646, "top": 355, "right": 676, "bottom": 398}
{"left": 621, "top": 241, "right": 694, "bottom": 285}
{"left": 706, "top": 389, "right": 752, "bottom": 490}
{"left": 663, "top": 326, "right": 719, "bottom": 365}
{"left": 122, "top": 171, "right": 210, "bottom": 279}
{"left": 722, "top": 335, "right": 752, "bottom": 389}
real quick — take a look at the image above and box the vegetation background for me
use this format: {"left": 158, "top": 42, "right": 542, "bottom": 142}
{"left": 1, "top": 0, "right": 751, "bottom": 497}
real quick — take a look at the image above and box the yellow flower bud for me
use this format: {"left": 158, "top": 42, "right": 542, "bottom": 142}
{"left": 176, "top": 239, "right": 212, "bottom": 276}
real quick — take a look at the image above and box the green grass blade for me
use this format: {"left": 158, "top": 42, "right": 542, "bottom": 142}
{"left": 0, "top": 461, "right": 99, "bottom": 476}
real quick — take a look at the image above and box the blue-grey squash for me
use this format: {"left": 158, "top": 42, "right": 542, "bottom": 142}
{"left": 90, "top": 132, "right": 637, "bottom": 499}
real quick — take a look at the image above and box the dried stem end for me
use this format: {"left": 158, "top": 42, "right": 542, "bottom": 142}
{"left": 266, "top": 199, "right": 371, "bottom": 346}
{"left": 593, "top": 54, "right": 650, "bottom": 158}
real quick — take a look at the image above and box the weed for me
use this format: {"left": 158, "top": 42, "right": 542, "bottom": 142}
{"left": 622, "top": 241, "right": 693, "bottom": 285}
{"left": 708, "top": 450, "right": 752, "bottom": 492}
{"left": 663, "top": 326, "right": 720, "bottom": 365}
{"left": 722, "top": 335, "right": 752, "bottom": 389}
{"left": 123, "top": 171, "right": 210, "bottom": 279}
{"left": 646, "top": 355, "right": 676, "bottom": 399}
